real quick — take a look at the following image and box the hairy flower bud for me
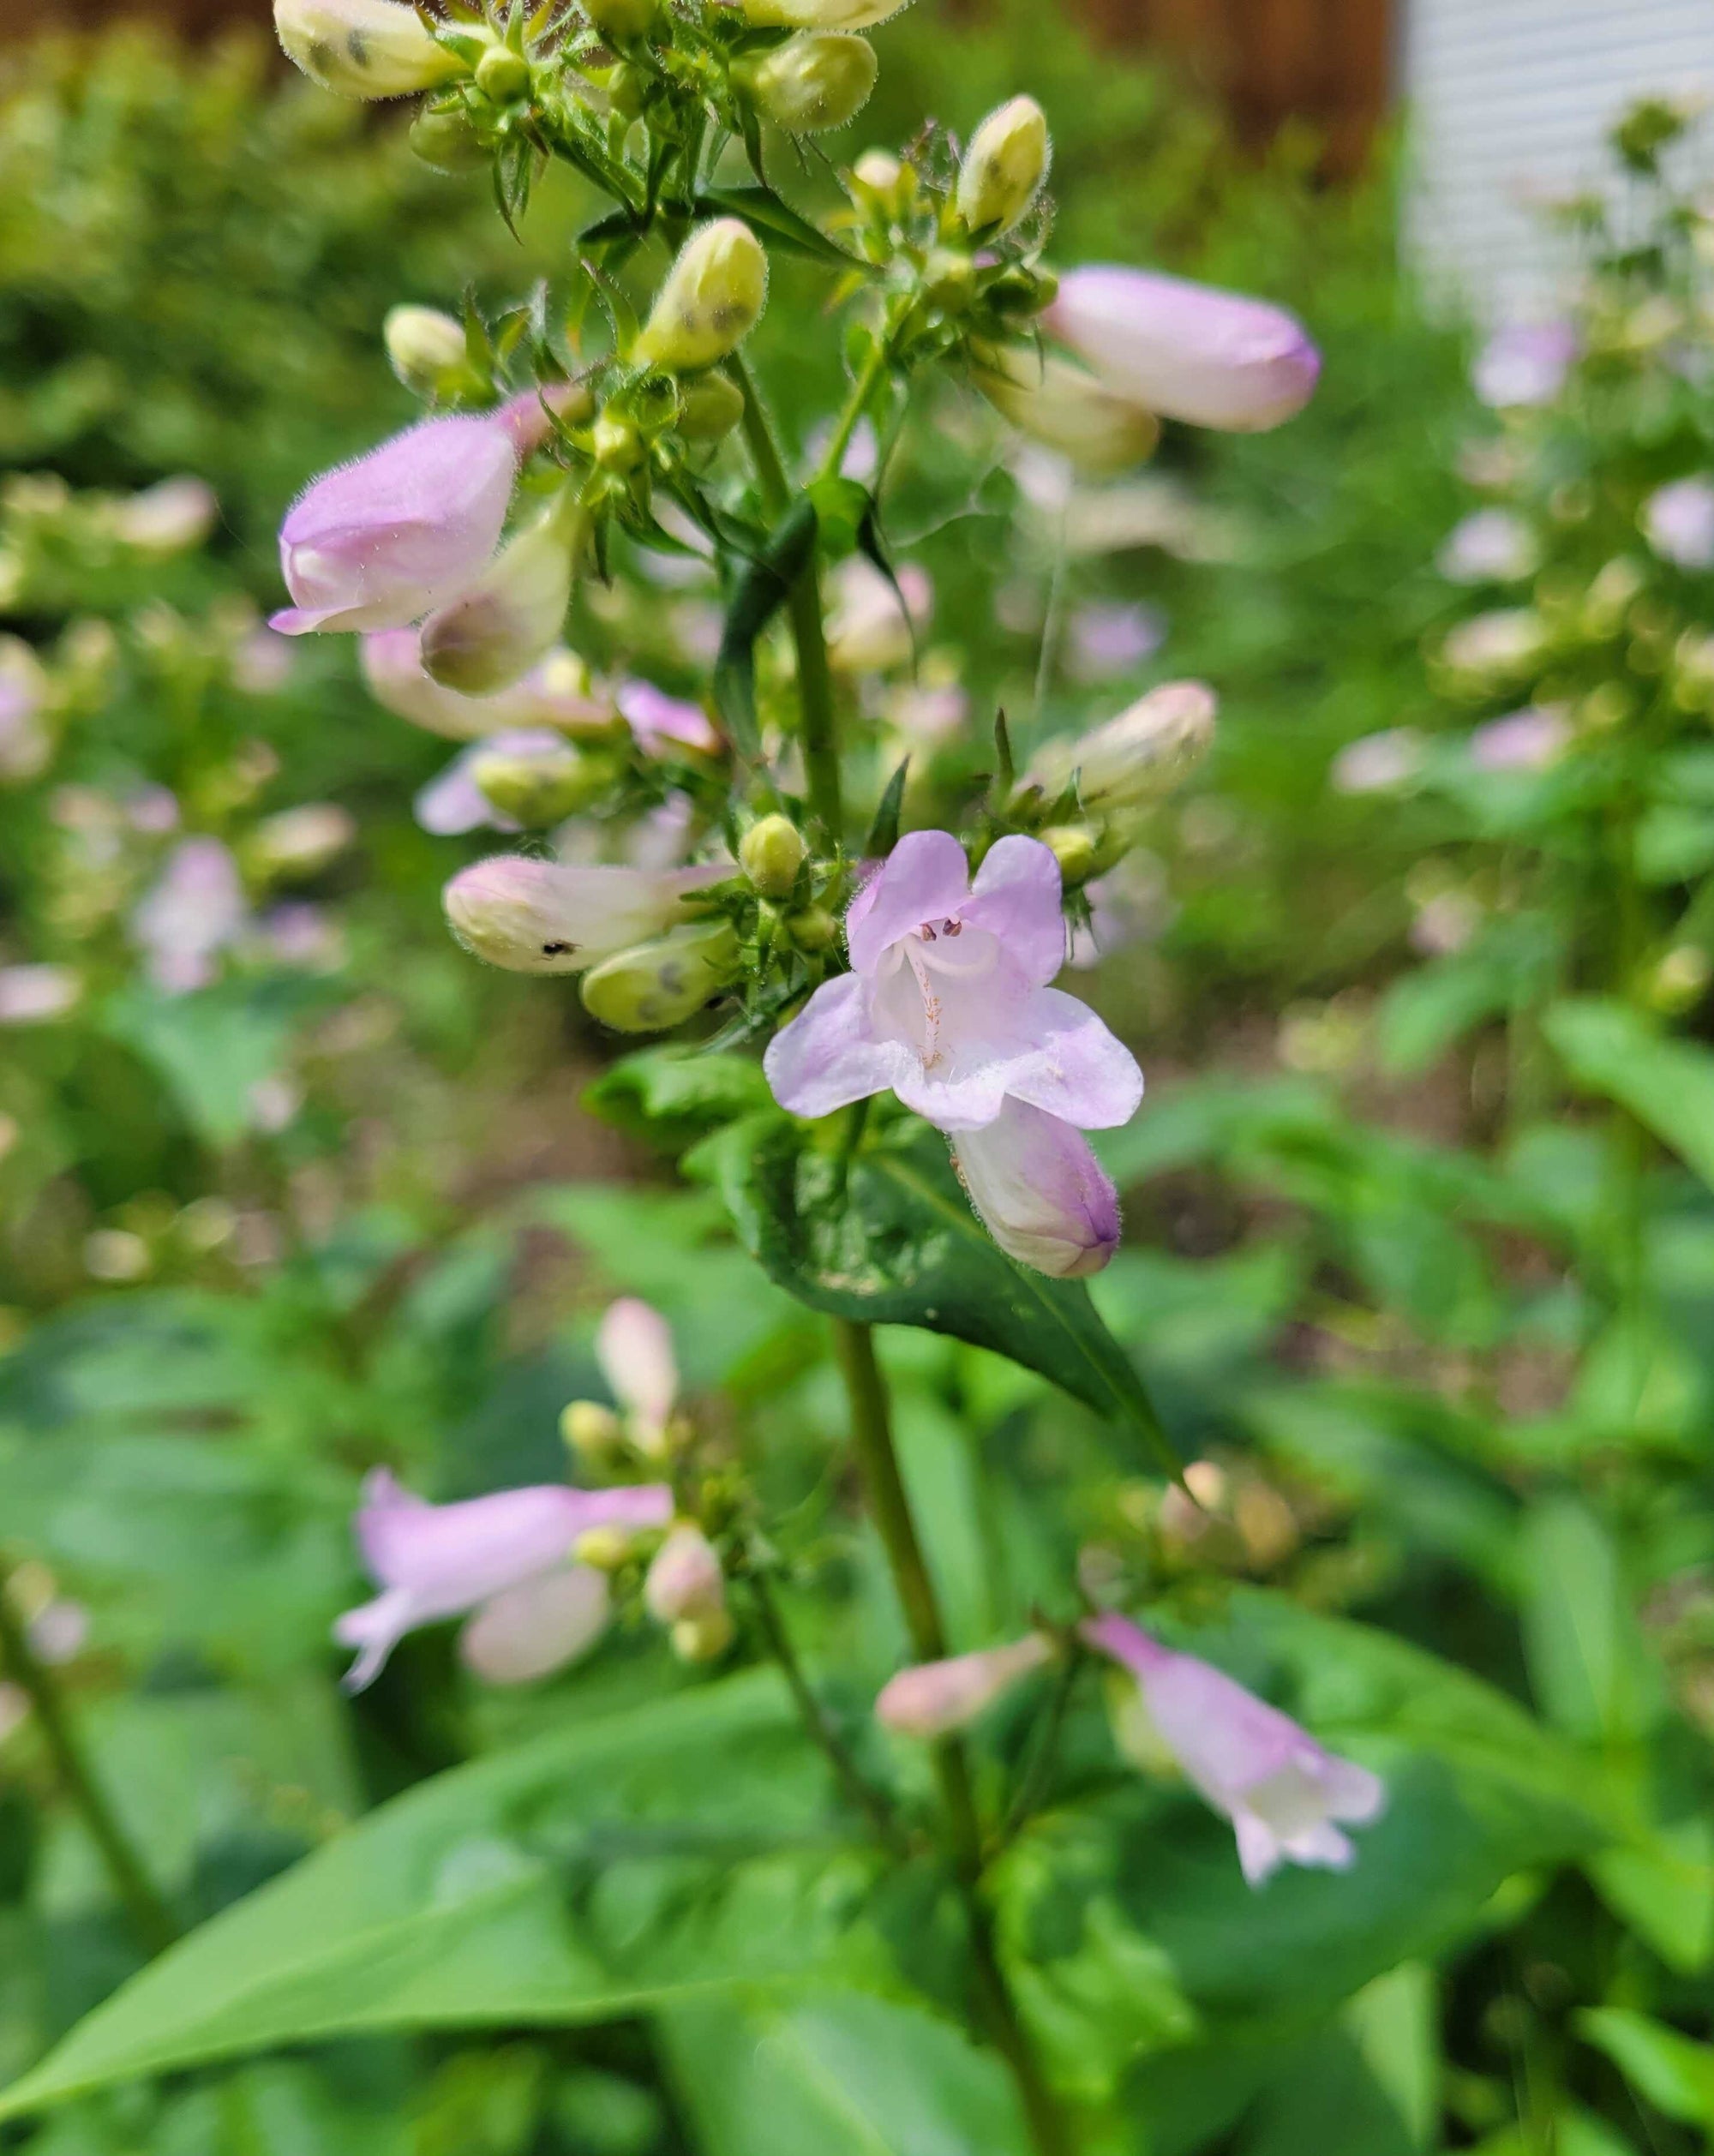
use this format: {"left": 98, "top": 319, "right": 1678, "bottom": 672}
{"left": 876, "top": 1636, "right": 1052, "bottom": 1738}
{"left": 740, "top": 0, "right": 907, "bottom": 25}
{"left": 384, "top": 305, "right": 469, "bottom": 398}
{"left": 273, "top": 0, "right": 463, "bottom": 98}
{"left": 363, "top": 631, "right": 615, "bottom": 740}
{"left": 410, "top": 104, "right": 488, "bottom": 171}
{"left": 953, "top": 1098, "right": 1122, "bottom": 1277}
{"left": 578, "top": 920, "right": 742, "bottom": 1033}
{"left": 739, "top": 813, "right": 808, "bottom": 897}
{"left": 787, "top": 905, "right": 838, "bottom": 952}
{"left": 670, "top": 1608, "right": 735, "bottom": 1662}
{"left": 583, "top": 0, "right": 656, "bottom": 37}
{"left": 473, "top": 41, "right": 530, "bottom": 102}
{"left": 1026, "top": 680, "right": 1215, "bottom": 813}
{"left": 739, "top": 33, "right": 878, "bottom": 133}
{"left": 443, "top": 856, "right": 728, "bottom": 973}
{"left": 420, "top": 490, "right": 585, "bottom": 695}
{"left": 973, "top": 345, "right": 1158, "bottom": 475}
{"left": 677, "top": 371, "right": 746, "bottom": 443}
{"left": 956, "top": 95, "right": 1049, "bottom": 236}
{"left": 634, "top": 220, "right": 769, "bottom": 373}
{"left": 644, "top": 1524, "right": 726, "bottom": 1626}
{"left": 1043, "top": 267, "right": 1320, "bottom": 434}
{"left": 470, "top": 737, "right": 611, "bottom": 825}
{"left": 1040, "top": 824, "right": 1098, "bottom": 885}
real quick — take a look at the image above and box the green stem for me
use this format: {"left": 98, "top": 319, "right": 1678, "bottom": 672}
{"left": 831, "top": 1319, "right": 1079, "bottom": 2156}
{"left": 728, "top": 352, "right": 845, "bottom": 843}
{"left": 746, "top": 1568, "right": 905, "bottom": 1854}
{"left": 818, "top": 336, "right": 891, "bottom": 485}
{"left": 0, "top": 1565, "right": 178, "bottom": 1956}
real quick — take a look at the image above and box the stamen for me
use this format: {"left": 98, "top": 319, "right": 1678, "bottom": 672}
{"left": 942, "top": 918, "right": 962, "bottom": 937}
{"left": 919, "top": 921, "right": 938, "bottom": 942}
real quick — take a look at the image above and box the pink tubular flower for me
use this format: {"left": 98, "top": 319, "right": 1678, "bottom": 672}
{"left": 1083, "top": 1612, "right": 1384, "bottom": 1886}
{"left": 875, "top": 1635, "right": 1052, "bottom": 1739}
{"left": 764, "top": 832, "right": 1140, "bottom": 1274}
{"left": 443, "top": 855, "right": 728, "bottom": 975}
{"left": 617, "top": 679, "right": 722, "bottom": 758}
{"left": 362, "top": 630, "right": 614, "bottom": 740}
{"left": 1468, "top": 703, "right": 1570, "bottom": 773}
{"left": 1042, "top": 267, "right": 1321, "bottom": 434}
{"left": 270, "top": 415, "right": 518, "bottom": 637}
{"left": 596, "top": 1297, "right": 680, "bottom": 1444}
{"left": 334, "top": 1470, "right": 672, "bottom": 1691}
{"left": 129, "top": 837, "right": 249, "bottom": 994}
{"left": 1472, "top": 321, "right": 1576, "bottom": 410}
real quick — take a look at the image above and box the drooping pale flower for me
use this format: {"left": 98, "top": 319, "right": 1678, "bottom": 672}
{"left": 419, "top": 488, "right": 586, "bottom": 695}
{"left": 825, "top": 557, "right": 932, "bottom": 674}
{"left": 271, "top": 415, "right": 518, "bottom": 637}
{"left": 972, "top": 346, "right": 1160, "bottom": 476}
{"left": 596, "top": 1297, "right": 680, "bottom": 1450}
{"left": 129, "top": 837, "right": 249, "bottom": 994}
{"left": 875, "top": 1635, "right": 1052, "bottom": 1738}
{"left": 952, "top": 1096, "right": 1122, "bottom": 1277}
{"left": 1467, "top": 703, "right": 1570, "bottom": 772}
{"left": 1043, "top": 267, "right": 1321, "bottom": 434}
{"left": 111, "top": 476, "right": 219, "bottom": 554}
{"left": 956, "top": 95, "right": 1050, "bottom": 236}
{"left": 1472, "top": 320, "right": 1576, "bottom": 410}
{"left": 1025, "top": 680, "right": 1216, "bottom": 813}
{"left": 739, "top": 32, "right": 878, "bottom": 133}
{"left": 617, "top": 678, "right": 722, "bottom": 757}
{"left": 1641, "top": 476, "right": 1714, "bottom": 571}
{"left": 1330, "top": 727, "right": 1426, "bottom": 797}
{"left": 1082, "top": 1613, "right": 1384, "bottom": 1886}
{"left": 634, "top": 220, "right": 769, "bottom": 374}
{"left": 273, "top": 0, "right": 464, "bottom": 97}
{"left": 334, "top": 1470, "right": 672, "bottom": 1690}
{"left": 443, "top": 855, "right": 728, "bottom": 974}
{"left": 362, "top": 631, "right": 614, "bottom": 741}
{"left": 764, "top": 835, "right": 1142, "bottom": 1258}
{"left": 1436, "top": 507, "right": 1538, "bottom": 584}
{"left": 0, "top": 965, "right": 82, "bottom": 1026}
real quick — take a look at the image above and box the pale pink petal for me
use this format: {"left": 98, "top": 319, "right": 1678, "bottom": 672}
{"left": 764, "top": 972, "right": 912, "bottom": 1120}
{"left": 961, "top": 835, "right": 1068, "bottom": 986}
{"left": 333, "top": 1587, "right": 417, "bottom": 1693}
{"left": 845, "top": 829, "right": 971, "bottom": 973}
{"left": 596, "top": 1299, "right": 679, "bottom": 1431}
{"left": 953, "top": 1099, "right": 1120, "bottom": 1275}
{"left": 618, "top": 679, "right": 722, "bottom": 757}
{"left": 1000, "top": 986, "right": 1144, "bottom": 1129}
{"left": 459, "top": 1566, "right": 610, "bottom": 1685}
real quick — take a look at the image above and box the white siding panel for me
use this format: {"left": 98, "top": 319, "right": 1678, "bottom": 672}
{"left": 1404, "top": 0, "right": 1714, "bottom": 322}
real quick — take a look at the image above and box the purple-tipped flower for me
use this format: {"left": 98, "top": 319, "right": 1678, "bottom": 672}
{"left": 1641, "top": 476, "right": 1714, "bottom": 571}
{"left": 1043, "top": 267, "right": 1321, "bottom": 434}
{"left": 334, "top": 1470, "right": 672, "bottom": 1690}
{"left": 953, "top": 1098, "right": 1121, "bottom": 1278}
{"left": 1472, "top": 321, "right": 1575, "bottom": 410}
{"left": 1467, "top": 703, "right": 1570, "bottom": 773}
{"left": 271, "top": 415, "right": 518, "bottom": 637}
{"left": 875, "top": 1635, "right": 1052, "bottom": 1739}
{"left": 764, "top": 829, "right": 1141, "bottom": 1140}
{"left": 1082, "top": 1613, "right": 1384, "bottom": 1886}
{"left": 129, "top": 837, "right": 249, "bottom": 994}
{"left": 443, "top": 855, "right": 728, "bottom": 975}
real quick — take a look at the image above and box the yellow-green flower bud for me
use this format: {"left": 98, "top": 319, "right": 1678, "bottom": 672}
{"left": 561, "top": 1398, "right": 625, "bottom": 1464}
{"left": 583, "top": 0, "right": 656, "bottom": 39}
{"left": 634, "top": 220, "right": 769, "bottom": 374}
{"left": 474, "top": 42, "right": 530, "bottom": 102}
{"left": 739, "top": 813, "right": 807, "bottom": 897}
{"left": 1026, "top": 681, "right": 1216, "bottom": 812}
{"left": 579, "top": 920, "right": 741, "bottom": 1032}
{"left": 592, "top": 412, "right": 644, "bottom": 470}
{"left": 922, "top": 248, "right": 976, "bottom": 311}
{"left": 607, "top": 61, "right": 648, "bottom": 118}
{"left": 409, "top": 104, "right": 488, "bottom": 172}
{"left": 274, "top": 0, "right": 464, "bottom": 98}
{"left": 470, "top": 740, "right": 610, "bottom": 825}
{"left": 670, "top": 1608, "right": 735, "bottom": 1662}
{"left": 739, "top": 33, "right": 878, "bottom": 134}
{"left": 973, "top": 344, "right": 1158, "bottom": 475}
{"left": 852, "top": 147, "right": 904, "bottom": 191}
{"left": 956, "top": 94, "right": 1049, "bottom": 235}
{"left": 574, "top": 1524, "right": 638, "bottom": 1571}
{"left": 1040, "top": 824, "right": 1099, "bottom": 886}
{"left": 740, "top": 0, "right": 906, "bottom": 27}
{"left": 1647, "top": 945, "right": 1711, "bottom": 1015}
{"left": 786, "top": 905, "right": 838, "bottom": 952}
{"left": 678, "top": 371, "right": 746, "bottom": 443}
{"left": 421, "top": 490, "right": 585, "bottom": 695}
{"left": 383, "top": 304, "right": 469, "bottom": 398}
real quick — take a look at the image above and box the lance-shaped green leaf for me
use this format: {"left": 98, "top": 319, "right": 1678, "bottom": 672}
{"left": 0, "top": 1675, "right": 879, "bottom": 2125}
{"left": 1544, "top": 996, "right": 1714, "bottom": 1191}
{"left": 694, "top": 185, "right": 866, "bottom": 270}
{"left": 713, "top": 498, "right": 818, "bottom": 760}
{"left": 695, "top": 1112, "right": 1184, "bottom": 1474}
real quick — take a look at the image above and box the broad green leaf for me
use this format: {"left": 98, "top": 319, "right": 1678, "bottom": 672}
{"left": 1588, "top": 1815, "right": 1714, "bottom": 1974}
{"left": 103, "top": 980, "right": 314, "bottom": 1149}
{"left": 702, "top": 1113, "right": 1184, "bottom": 1472}
{"left": 661, "top": 1991, "right": 1029, "bottom": 2156}
{"left": 0, "top": 1676, "right": 875, "bottom": 2124}
{"left": 1576, "top": 2007, "right": 1714, "bottom": 2128}
{"left": 582, "top": 1049, "right": 773, "bottom": 1149}
{"left": 1342, "top": 1964, "right": 1437, "bottom": 2151}
{"left": 1545, "top": 997, "right": 1714, "bottom": 1189}
{"left": 1519, "top": 1496, "right": 1663, "bottom": 1743}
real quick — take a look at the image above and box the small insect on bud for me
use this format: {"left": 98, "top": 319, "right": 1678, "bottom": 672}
{"left": 560, "top": 1398, "right": 625, "bottom": 1464}
{"left": 737, "top": 33, "right": 878, "bottom": 135}
{"left": 383, "top": 305, "right": 469, "bottom": 398}
{"left": 677, "top": 370, "right": 746, "bottom": 443}
{"left": 410, "top": 104, "right": 488, "bottom": 171}
{"left": 473, "top": 42, "right": 531, "bottom": 103}
{"left": 579, "top": 920, "right": 742, "bottom": 1033}
{"left": 739, "top": 814, "right": 808, "bottom": 897}
{"left": 956, "top": 94, "right": 1050, "bottom": 236}
{"left": 470, "top": 739, "right": 611, "bottom": 826}
{"left": 574, "top": 1525, "right": 638, "bottom": 1572}
{"left": 634, "top": 219, "right": 769, "bottom": 374}
{"left": 420, "top": 490, "right": 586, "bottom": 695}
{"left": 670, "top": 1608, "right": 736, "bottom": 1662}
{"left": 273, "top": 0, "right": 464, "bottom": 98}
{"left": 582, "top": 0, "right": 656, "bottom": 39}
{"left": 786, "top": 905, "right": 838, "bottom": 952}
{"left": 1040, "top": 824, "right": 1099, "bottom": 886}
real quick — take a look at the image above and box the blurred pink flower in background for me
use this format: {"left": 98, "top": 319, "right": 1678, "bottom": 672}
{"left": 1642, "top": 476, "right": 1714, "bottom": 570}
{"left": 1473, "top": 321, "right": 1576, "bottom": 409}
{"left": 1065, "top": 599, "right": 1167, "bottom": 683}
{"left": 1468, "top": 703, "right": 1570, "bottom": 772}
{"left": 1331, "top": 728, "right": 1426, "bottom": 796}
{"left": 129, "top": 836, "right": 249, "bottom": 993}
